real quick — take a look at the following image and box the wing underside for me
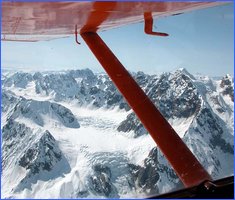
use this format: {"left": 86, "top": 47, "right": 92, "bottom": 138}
{"left": 2, "top": 1, "right": 225, "bottom": 42}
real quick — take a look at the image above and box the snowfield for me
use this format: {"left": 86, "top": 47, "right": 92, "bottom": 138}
{"left": 1, "top": 68, "right": 234, "bottom": 198}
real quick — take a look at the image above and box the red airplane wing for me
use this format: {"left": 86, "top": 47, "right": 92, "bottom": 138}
{"left": 2, "top": 1, "right": 224, "bottom": 41}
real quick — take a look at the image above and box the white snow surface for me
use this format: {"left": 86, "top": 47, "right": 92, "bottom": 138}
{"left": 2, "top": 105, "right": 157, "bottom": 198}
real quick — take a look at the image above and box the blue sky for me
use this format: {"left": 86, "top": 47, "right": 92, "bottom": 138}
{"left": 1, "top": 3, "right": 234, "bottom": 76}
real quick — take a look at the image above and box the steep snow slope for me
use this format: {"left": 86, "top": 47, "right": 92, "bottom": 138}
{"left": 117, "top": 69, "right": 234, "bottom": 181}
{"left": 2, "top": 120, "right": 70, "bottom": 197}
{"left": 2, "top": 93, "right": 80, "bottom": 129}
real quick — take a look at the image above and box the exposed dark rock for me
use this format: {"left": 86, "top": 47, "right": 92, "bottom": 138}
{"left": 128, "top": 147, "right": 181, "bottom": 196}
{"left": 117, "top": 70, "right": 201, "bottom": 137}
{"left": 2, "top": 119, "right": 30, "bottom": 141}
{"left": 2, "top": 120, "right": 33, "bottom": 169}
{"left": 117, "top": 113, "right": 146, "bottom": 137}
{"left": 89, "top": 164, "right": 117, "bottom": 197}
{"left": 18, "top": 131, "right": 62, "bottom": 174}
{"left": 3, "top": 72, "right": 33, "bottom": 88}
{"left": 220, "top": 75, "right": 234, "bottom": 102}
{"left": 195, "top": 108, "right": 233, "bottom": 154}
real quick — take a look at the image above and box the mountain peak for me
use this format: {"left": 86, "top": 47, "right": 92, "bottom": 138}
{"left": 174, "top": 68, "right": 196, "bottom": 80}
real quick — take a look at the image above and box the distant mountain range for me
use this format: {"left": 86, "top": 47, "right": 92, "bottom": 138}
{"left": 1, "top": 68, "right": 234, "bottom": 198}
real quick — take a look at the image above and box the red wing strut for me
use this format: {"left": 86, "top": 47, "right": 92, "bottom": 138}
{"left": 81, "top": 31, "right": 212, "bottom": 187}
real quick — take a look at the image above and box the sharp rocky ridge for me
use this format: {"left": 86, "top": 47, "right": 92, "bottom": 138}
{"left": 2, "top": 68, "right": 234, "bottom": 198}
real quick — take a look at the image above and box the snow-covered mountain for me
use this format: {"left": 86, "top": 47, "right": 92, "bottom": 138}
{"left": 1, "top": 68, "right": 234, "bottom": 198}
{"left": 10, "top": 99, "right": 79, "bottom": 129}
